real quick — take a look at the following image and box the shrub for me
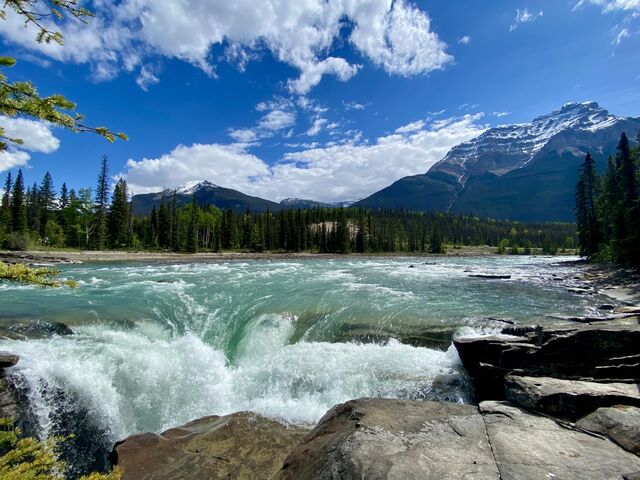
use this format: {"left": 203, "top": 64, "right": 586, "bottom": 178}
{"left": 4, "top": 232, "right": 31, "bottom": 251}
{"left": 0, "top": 419, "right": 120, "bottom": 480}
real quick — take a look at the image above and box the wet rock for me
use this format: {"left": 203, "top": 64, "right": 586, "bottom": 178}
{"left": 481, "top": 316, "right": 515, "bottom": 325}
{"left": 113, "top": 412, "right": 309, "bottom": 480}
{"left": 469, "top": 274, "right": 511, "bottom": 279}
{"left": 430, "top": 374, "right": 473, "bottom": 403}
{"left": 0, "top": 375, "right": 34, "bottom": 439}
{"left": 577, "top": 405, "right": 640, "bottom": 456}
{"left": 1, "top": 320, "right": 73, "bottom": 339}
{"left": 454, "top": 324, "right": 640, "bottom": 401}
{"left": 0, "top": 352, "right": 19, "bottom": 368}
{"left": 504, "top": 375, "right": 640, "bottom": 420}
{"left": 480, "top": 401, "right": 640, "bottom": 479}
{"left": 599, "top": 304, "right": 616, "bottom": 310}
{"left": 616, "top": 306, "right": 640, "bottom": 314}
{"left": 0, "top": 377, "right": 23, "bottom": 424}
{"left": 277, "top": 398, "right": 499, "bottom": 480}
{"left": 501, "top": 325, "right": 540, "bottom": 336}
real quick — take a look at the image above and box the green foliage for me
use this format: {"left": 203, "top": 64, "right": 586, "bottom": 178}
{"left": 0, "top": 417, "right": 120, "bottom": 480}
{"left": 107, "top": 178, "right": 130, "bottom": 248}
{"left": 0, "top": 1, "right": 126, "bottom": 149}
{"left": 576, "top": 133, "right": 640, "bottom": 266}
{"left": 4, "top": 231, "right": 30, "bottom": 250}
{"left": 0, "top": 261, "right": 77, "bottom": 288}
{"left": 186, "top": 196, "right": 199, "bottom": 253}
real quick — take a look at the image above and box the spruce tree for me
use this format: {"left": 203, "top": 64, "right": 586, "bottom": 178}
{"left": 60, "top": 183, "right": 69, "bottom": 209}
{"left": 171, "top": 190, "right": 179, "bottom": 250}
{"left": 94, "top": 155, "right": 110, "bottom": 250}
{"left": 158, "top": 195, "right": 171, "bottom": 248}
{"left": 187, "top": 196, "right": 198, "bottom": 253}
{"left": 616, "top": 133, "right": 640, "bottom": 265}
{"left": 1, "top": 172, "right": 12, "bottom": 231}
{"left": 575, "top": 153, "right": 601, "bottom": 257}
{"left": 39, "top": 171, "right": 56, "bottom": 236}
{"left": 336, "top": 207, "right": 350, "bottom": 253}
{"left": 108, "top": 178, "right": 130, "bottom": 248}
{"left": 11, "top": 170, "right": 27, "bottom": 233}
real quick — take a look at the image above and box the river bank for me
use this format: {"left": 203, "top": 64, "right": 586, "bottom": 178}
{"left": 0, "top": 245, "right": 507, "bottom": 265}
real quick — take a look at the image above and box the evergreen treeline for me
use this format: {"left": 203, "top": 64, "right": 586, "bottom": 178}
{"left": 0, "top": 157, "right": 575, "bottom": 254}
{"left": 575, "top": 132, "right": 640, "bottom": 266}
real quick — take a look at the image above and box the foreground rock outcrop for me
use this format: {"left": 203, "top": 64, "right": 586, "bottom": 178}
{"left": 275, "top": 397, "right": 640, "bottom": 480}
{"left": 277, "top": 398, "right": 498, "bottom": 480}
{"left": 112, "top": 412, "right": 309, "bottom": 480}
{"left": 480, "top": 401, "right": 640, "bottom": 479}
{"left": 454, "top": 323, "right": 640, "bottom": 401}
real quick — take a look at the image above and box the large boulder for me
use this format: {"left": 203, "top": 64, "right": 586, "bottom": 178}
{"left": 112, "top": 412, "right": 309, "bottom": 480}
{"left": 454, "top": 324, "right": 640, "bottom": 400}
{"left": 504, "top": 375, "right": 640, "bottom": 420}
{"left": 277, "top": 398, "right": 499, "bottom": 480}
{"left": 577, "top": 405, "right": 640, "bottom": 456}
{"left": 480, "top": 401, "right": 640, "bottom": 479}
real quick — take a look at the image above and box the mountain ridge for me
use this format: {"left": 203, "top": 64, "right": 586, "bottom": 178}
{"left": 356, "top": 102, "right": 640, "bottom": 221}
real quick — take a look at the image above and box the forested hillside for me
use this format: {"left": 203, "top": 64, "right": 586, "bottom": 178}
{"left": 1, "top": 157, "right": 575, "bottom": 254}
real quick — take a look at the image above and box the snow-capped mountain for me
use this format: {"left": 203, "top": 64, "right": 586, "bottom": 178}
{"left": 433, "top": 102, "right": 624, "bottom": 184}
{"left": 357, "top": 102, "right": 640, "bottom": 221}
{"left": 174, "top": 180, "right": 219, "bottom": 195}
{"left": 131, "top": 180, "right": 280, "bottom": 216}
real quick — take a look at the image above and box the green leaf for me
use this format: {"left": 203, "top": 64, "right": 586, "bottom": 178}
{"left": 0, "top": 56, "right": 16, "bottom": 67}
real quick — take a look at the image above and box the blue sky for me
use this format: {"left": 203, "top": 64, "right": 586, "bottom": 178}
{"left": 1, "top": 0, "right": 639, "bottom": 202}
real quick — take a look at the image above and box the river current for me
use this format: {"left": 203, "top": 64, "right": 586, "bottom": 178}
{"left": 0, "top": 255, "right": 603, "bottom": 473}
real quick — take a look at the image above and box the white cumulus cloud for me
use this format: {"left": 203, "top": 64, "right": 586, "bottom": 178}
{"left": 0, "top": 117, "right": 61, "bottom": 172}
{"left": 0, "top": 0, "right": 452, "bottom": 93}
{"left": 119, "top": 114, "right": 487, "bottom": 202}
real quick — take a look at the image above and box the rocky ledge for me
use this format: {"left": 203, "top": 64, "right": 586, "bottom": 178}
{"left": 112, "top": 397, "right": 640, "bottom": 480}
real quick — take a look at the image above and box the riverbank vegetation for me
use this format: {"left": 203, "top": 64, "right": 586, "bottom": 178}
{"left": 576, "top": 132, "right": 640, "bottom": 267}
{"left": 0, "top": 161, "right": 574, "bottom": 255}
{"left": 0, "top": 418, "right": 120, "bottom": 480}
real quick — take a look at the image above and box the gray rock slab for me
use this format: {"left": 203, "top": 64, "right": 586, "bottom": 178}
{"left": 480, "top": 401, "right": 640, "bottom": 480}
{"left": 505, "top": 375, "right": 640, "bottom": 420}
{"left": 277, "top": 398, "right": 499, "bottom": 480}
{"left": 577, "top": 405, "right": 640, "bottom": 455}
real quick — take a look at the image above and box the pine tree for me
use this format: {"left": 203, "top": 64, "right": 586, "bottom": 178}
{"left": 94, "top": 155, "right": 110, "bottom": 250}
{"left": 158, "top": 195, "right": 171, "bottom": 248}
{"left": 336, "top": 208, "right": 350, "bottom": 253}
{"left": 108, "top": 178, "right": 130, "bottom": 248}
{"left": 430, "top": 228, "right": 444, "bottom": 254}
{"left": 187, "top": 196, "right": 198, "bottom": 253}
{"left": 355, "top": 212, "right": 366, "bottom": 253}
{"left": 1, "top": 172, "right": 12, "bottom": 231}
{"left": 575, "top": 153, "right": 601, "bottom": 257}
{"left": 60, "top": 183, "right": 69, "bottom": 209}
{"left": 171, "top": 190, "right": 178, "bottom": 250}
{"left": 38, "top": 171, "right": 56, "bottom": 236}
{"left": 11, "top": 170, "right": 27, "bottom": 233}
{"left": 616, "top": 133, "right": 640, "bottom": 265}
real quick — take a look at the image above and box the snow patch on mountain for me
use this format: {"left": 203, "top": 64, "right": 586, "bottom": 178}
{"left": 433, "top": 101, "right": 625, "bottom": 184}
{"left": 175, "top": 180, "right": 219, "bottom": 195}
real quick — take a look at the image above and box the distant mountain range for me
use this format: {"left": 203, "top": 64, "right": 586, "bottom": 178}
{"left": 131, "top": 181, "right": 353, "bottom": 216}
{"left": 131, "top": 102, "right": 640, "bottom": 221}
{"left": 356, "top": 102, "right": 640, "bottom": 221}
